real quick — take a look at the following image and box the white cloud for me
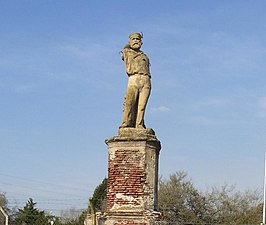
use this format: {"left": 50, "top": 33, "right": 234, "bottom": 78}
{"left": 191, "top": 97, "right": 232, "bottom": 110}
{"left": 256, "top": 97, "right": 266, "bottom": 118}
{"left": 150, "top": 105, "right": 170, "bottom": 112}
{"left": 14, "top": 84, "right": 38, "bottom": 93}
{"left": 187, "top": 115, "right": 224, "bottom": 126}
{"left": 58, "top": 41, "right": 114, "bottom": 62}
{"left": 258, "top": 97, "right": 266, "bottom": 110}
{"left": 59, "top": 44, "right": 94, "bottom": 59}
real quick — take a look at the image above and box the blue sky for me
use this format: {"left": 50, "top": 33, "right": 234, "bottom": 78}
{"left": 1, "top": 0, "right": 266, "bottom": 215}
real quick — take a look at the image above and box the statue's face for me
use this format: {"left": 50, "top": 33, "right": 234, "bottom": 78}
{"left": 129, "top": 36, "right": 142, "bottom": 50}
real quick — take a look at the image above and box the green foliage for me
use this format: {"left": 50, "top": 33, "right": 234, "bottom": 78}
{"left": 12, "top": 198, "right": 86, "bottom": 225}
{"left": 0, "top": 192, "right": 8, "bottom": 210}
{"left": 0, "top": 193, "right": 9, "bottom": 225}
{"left": 14, "top": 198, "right": 49, "bottom": 225}
{"left": 158, "top": 171, "right": 263, "bottom": 224}
{"left": 206, "top": 185, "right": 262, "bottom": 224}
{"left": 158, "top": 171, "right": 208, "bottom": 223}
{"left": 90, "top": 178, "right": 107, "bottom": 212}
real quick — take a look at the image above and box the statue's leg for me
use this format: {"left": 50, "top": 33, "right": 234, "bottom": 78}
{"left": 121, "top": 82, "right": 138, "bottom": 128}
{"left": 136, "top": 77, "right": 151, "bottom": 129}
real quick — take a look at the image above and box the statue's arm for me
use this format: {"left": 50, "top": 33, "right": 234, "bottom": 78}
{"left": 122, "top": 48, "right": 133, "bottom": 76}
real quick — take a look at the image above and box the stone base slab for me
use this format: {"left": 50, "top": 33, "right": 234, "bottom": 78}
{"left": 96, "top": 210, "right": 161, "bottom": 225}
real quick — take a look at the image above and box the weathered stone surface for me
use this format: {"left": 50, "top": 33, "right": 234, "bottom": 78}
{"left": 106, "top": 128, "right": 159, "bottom": 147}
{"left": 97, "top": 211, "right": 161, "bottom": 225}
{"left": 106, "top": 133, "right": 160, "bottom": 212}
{"left": 120, "top": 33, "right": 151, "bottom": 129}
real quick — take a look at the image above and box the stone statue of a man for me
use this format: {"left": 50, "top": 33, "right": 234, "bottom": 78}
{"left": 120, "top": 33, "right": 151, "bottom": 129}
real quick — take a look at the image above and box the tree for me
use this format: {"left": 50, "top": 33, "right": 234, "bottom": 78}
{"left": 14, "top": 198, "right": 49, "bottom": 225}
{"left": 158, "top": 171, "right": 263, "bottom": 224}
{"left": 0, "top": 192, "right": 10, "bottom": 225}
{"left": 59, "top": 207, "right": 86, "bottom": 225}
{"left": 61, "top": 210, "right": 87, "bottom": 225}
{"left": 205, "top": 185, "right": 262, "bottom": 224}
{"left": 0, "top": 193, "right": 8, "bottom": 210}
{"left": 60, "top": 208, "right": 83, "bottom": 221}
{"left": 158, "top": 171, "right": 209, "bottom": 223}
{"left": 90, "top": 178, "right": 107, "bottom": 212}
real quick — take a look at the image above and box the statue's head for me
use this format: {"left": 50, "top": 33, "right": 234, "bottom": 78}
{"left": 128, "top": 32, "right": 143, "bottom": 51}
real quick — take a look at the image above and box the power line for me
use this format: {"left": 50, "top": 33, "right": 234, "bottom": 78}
{"left": 0, "top": 172, "right": 96, "bottom": 192}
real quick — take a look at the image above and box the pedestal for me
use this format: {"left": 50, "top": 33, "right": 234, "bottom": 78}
{"left": 102, "top": 128, "right": 161, "bottom": 225}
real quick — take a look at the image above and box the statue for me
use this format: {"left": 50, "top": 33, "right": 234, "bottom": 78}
{"left": 120, "top": 33, "right": 151, "bottom": 129}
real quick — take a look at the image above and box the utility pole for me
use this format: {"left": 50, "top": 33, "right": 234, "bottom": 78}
{"left": 89, "top": 198, "right": 95, "bottom": 225}
{"left": 263, "top": 150, "right": 266, "bottom": 225}
{"left": 0, "top": 206, "right": 9, "bottom": 225}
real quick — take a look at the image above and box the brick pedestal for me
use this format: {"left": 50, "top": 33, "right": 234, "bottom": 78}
{"left": 101, "top": 128, "right": 161, "bottom": 225}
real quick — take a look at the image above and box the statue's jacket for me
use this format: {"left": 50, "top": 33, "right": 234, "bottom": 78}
{"left": 122, "top": 48, "right": 151, "bottom": 77}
